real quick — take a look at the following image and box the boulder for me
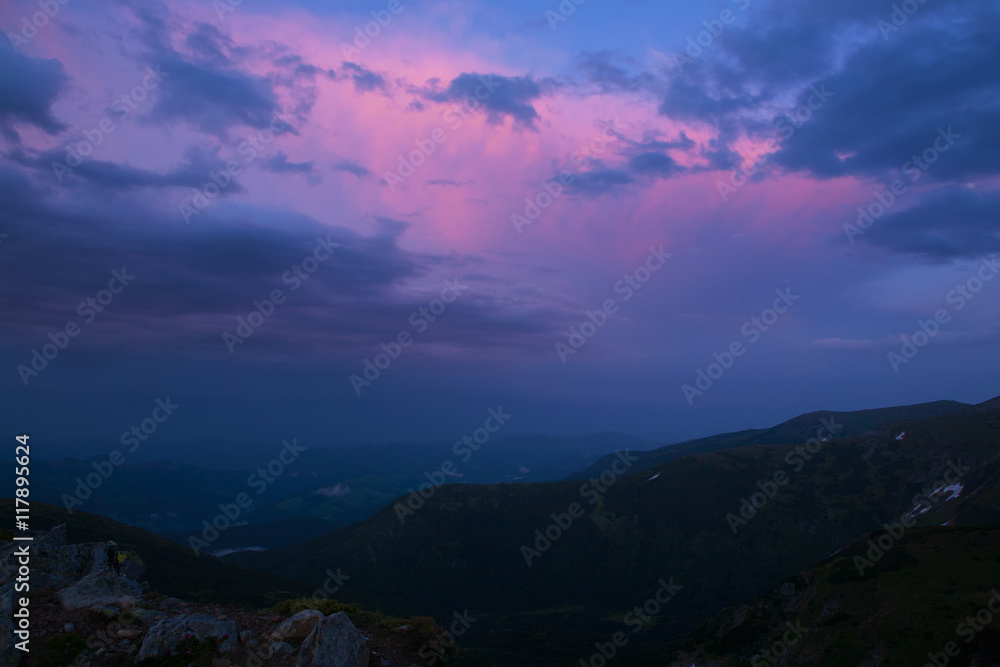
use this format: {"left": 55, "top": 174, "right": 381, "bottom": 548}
{"left": 271, "top": 609, "right": 324, "bottom": 640}
{"left": 135, "top": 614, "right": 240, "bottom": 662}
{"left": 57, "top": 572, "right": 142, "bottom": 610}
{"left": 269, "top": 641, "right": 294, "bottom": 656}
{"left": 296, "top": 612, "right": 370, "bottom": 667}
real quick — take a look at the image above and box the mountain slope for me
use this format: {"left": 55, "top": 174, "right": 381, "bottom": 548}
{"left": 672, "top": 526, "right": 1000, "bottom": 666}
{"left": 567, "top": 399, "right": 971, "bottom": 481}
{"left": 1, "top": 499, "right": 307, "bottom": 606}
{"left": 230, "top": 397, "right": 1000, "bottom": 664}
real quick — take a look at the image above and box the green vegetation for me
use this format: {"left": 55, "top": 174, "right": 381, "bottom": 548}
{"left": 36, "top": 631, "right": 87, "bottom": 667}
{"left": 0, "top": 498, "right": 307, "bottom": 606}
{"left": 231, "top": 397, "right": 1000, "bottom": 664}
{"left": 683, "top": 527, "right": 1000, "bottom": 666}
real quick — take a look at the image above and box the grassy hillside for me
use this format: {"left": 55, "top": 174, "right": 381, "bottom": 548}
{"left": 675, "top": 526, "right": 1000, "bottom": 666}
{"left": 230, "top": 398, "right": 999, "bottom": 664}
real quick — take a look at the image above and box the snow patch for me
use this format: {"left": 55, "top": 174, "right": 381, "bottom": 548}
{"left": 211, "top": 546, "right": 266, "bottom": 557}
{"left": 315, "top": 483, "right": 352, "bottom": 497}
{"left": 937, "top": 483, "right": 963, "bottom": 501}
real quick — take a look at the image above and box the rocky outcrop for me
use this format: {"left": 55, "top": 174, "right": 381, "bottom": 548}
{"left": 58, "top": 571, "right": 143, "bottom": 610}
{"left": 0, "top": 525, "right": 144, "bottom": 663}
{"left": 271, "top": 609, "right": 324, "bottom": 640}
{"left": 136, "top": 613, "right": 241, "bottom": 662}
{"left": 296, "top": 612, "right": 370, "bottom": 667}
{"left": 11, "top": 525, "right": 437, "bottom": 666}
{"left": 0, "top": 525, "right": 145, "bottom": 592}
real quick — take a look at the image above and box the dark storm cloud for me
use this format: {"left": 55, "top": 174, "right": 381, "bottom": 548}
{"left": 7, "top": 144, "right": 241, "bottom": 192}
{"left": 719, "top": 22, "right": 835, "bottom": 85}
{"left": 771, "top": 16, "right": 1000, "bottom": 182}
{"left": 563, "top": 168, "right": 635, "bottom": 195}
{"left": 147, "top": 57, "right": 283, "bottom": 134}
{"left": 183, "top": 23, "right": 237, "bottom": 67}
{"left": 651, "top": 0, "right": 1000, "bottom": 192}
{"left": 0, "top": 45, "right": 69, "bottom": 141}
{"left": 575, "top": 51, "right": 658, "bottom": 94}
{"left": 333, "top": 160, "right": 372, "bottom": 179}
{"left": 264, "top": 150, "right": 314, "bottom": 174}
{"left": 859, "top": 188, "right": 1000, "bottom": 260}
{"left": 658, "top": 57, "right": 772, "bottom": 125}
{"left": 123, "top": 3, "right": 320, "bottom": 135}
{"left": 628, "top": 152, "right": 682, "bottom": 177}
{"left": 0, "top": 170, "right": 569, "bottom": 357}
{"left": 423, "top": 72, "right": 543, "bottom": 127}
{"left": 342, "top": 62, "right": 386, "bottom": 93}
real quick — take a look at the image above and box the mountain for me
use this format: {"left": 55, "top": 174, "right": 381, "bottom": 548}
{"left": 228, "top": 396, "right": 1000, "bottom": 665}
{"left": 25, "top": 433, "right": 650, "bottom": 554}
{"left": 567, "top": 399, "right": 971, "bottom": 482}
{"left": 672, "top": 526, "right": 1000, "bottom": 666}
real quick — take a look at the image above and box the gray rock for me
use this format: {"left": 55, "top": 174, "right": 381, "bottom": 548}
{"left": 90, "top": 604, "right": 123, "bottom": 619}
{"left": 117, "top": 595, "right": 138, "bottom": 609}
{"left": 129, "top": 608, "right": 168, "bottom": 624}
{"left": 135, "top": 614, "right": 240, "bottom": 662}
{"left": 296, "top": 612, "right": 370, "bottom": 667}
{"left": 269, "top": 641, "right": 294, "bottom": 656}
{"left": 0, "top": 531, "right": 144, "bottom": 593}
{"left": 239, "top": 630, "right": 253, "bottom": 644}
{"left": 36, "top": 524, "right": 67, "bottom": 548}
{"left": 57, "top": 572, "right": 142, "bottom": 610}
{"left": 159, "top": 597, "right": 185, "bottom": 611}
{"left": 271, "top": 609, "right": 324, "bottom": 640}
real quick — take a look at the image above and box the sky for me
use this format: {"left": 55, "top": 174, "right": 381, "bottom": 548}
{"left": 2, "top": 0, "right": 999, "bottom": 459}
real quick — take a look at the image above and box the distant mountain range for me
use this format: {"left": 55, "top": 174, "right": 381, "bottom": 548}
{"left": 25, "top": 432, "right": 654, "bottom": 553}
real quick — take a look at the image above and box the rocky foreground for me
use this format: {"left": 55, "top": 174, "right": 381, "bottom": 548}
{"left": 1, "top": 525, "right": 454, "bottom": 666}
